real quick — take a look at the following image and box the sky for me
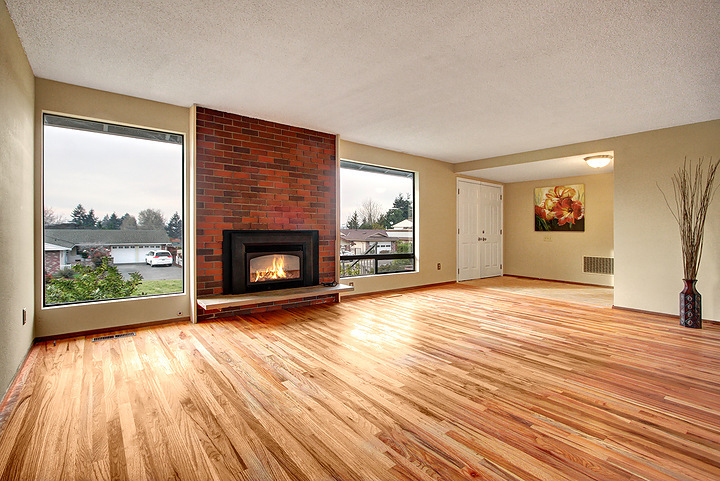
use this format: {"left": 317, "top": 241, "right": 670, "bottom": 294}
{"left": 340, "top": 168, "right": 413, "bottom": 227}
{"left": 44, "top": 125, "right": 183, "bottom": 223}
{"left": 44, "top": 124, "right": 411, "bottom": 228}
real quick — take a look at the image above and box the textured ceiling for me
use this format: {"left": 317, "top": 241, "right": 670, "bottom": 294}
{"left": 7, "top": 0, "right": 720, "bottom": 163}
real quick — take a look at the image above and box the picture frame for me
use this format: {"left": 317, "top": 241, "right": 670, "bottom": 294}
{"left": 534, "top": 184, "right": 585, "bottom": 231}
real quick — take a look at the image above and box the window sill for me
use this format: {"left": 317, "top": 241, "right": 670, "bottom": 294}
{"left": 42, "top": 291, "right": 187, "bottom": 310}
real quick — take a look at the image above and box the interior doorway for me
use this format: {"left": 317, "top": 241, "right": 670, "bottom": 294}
{"left": 457, "top": 178, "right": 502, "bottom": 281}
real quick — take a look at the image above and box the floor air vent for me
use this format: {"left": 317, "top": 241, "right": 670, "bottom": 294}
{"left": 92, "top": 332, "right": 136, "bottom": 342}
{"left": 583, "top": 256, "right": 614, "bottom": 275}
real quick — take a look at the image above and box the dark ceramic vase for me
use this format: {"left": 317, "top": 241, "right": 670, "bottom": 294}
{"left": 679, "top": 279, "right": 702, "bottom": 329}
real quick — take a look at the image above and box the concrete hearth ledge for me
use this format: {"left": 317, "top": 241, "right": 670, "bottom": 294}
{"left": 197, "top": 284, "right": 354, "bottom": 311}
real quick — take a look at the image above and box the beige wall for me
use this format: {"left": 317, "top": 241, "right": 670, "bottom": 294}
{"left": 338, "top": 140, "right": 457, "bottom": 295}
{"left": 0, "top": 0, "right": 35, "bottom": 394}
{"left": 613, "top": 121, "right": 719, "bottom": 319}
{"left": 34, "top": 79, "right": 191, "bottom": 337}
{"left": 456, "top": 119, "right": 720, "bottom": 320}
{"left": 503, "top": 173, "right": 614, "bottom": 286}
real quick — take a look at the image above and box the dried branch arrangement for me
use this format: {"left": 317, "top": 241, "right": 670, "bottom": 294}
{"left": 659, "top": 157, "right": 720, "bottom": 280}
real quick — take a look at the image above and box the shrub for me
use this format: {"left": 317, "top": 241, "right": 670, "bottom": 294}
{"left": 45, "top": 258, "right": 142, "bottom": 304}
{"left": 53, "top": 267, "right": 76, "bottom": 279}
{"left": 80, "top": 246, "right": 112, "bottom": 266}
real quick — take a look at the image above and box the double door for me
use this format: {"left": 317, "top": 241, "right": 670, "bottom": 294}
{"left": 457, "top": 179, "right": 502, "bottom": 281}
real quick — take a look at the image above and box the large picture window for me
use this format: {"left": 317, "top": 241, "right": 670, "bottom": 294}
{"left": 339, "top": 160, "right": 415, "bottom": 277}
{"left": 42, "top": 114, "right": 184, "bottom": 306}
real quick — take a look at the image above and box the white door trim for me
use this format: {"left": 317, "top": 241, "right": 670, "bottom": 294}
{"left": 456, "top": 178, "right": 504, "bottom": 281}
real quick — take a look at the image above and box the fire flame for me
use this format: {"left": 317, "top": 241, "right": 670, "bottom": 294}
{"left": 251, "top": 255, "right": 296, "bottom": 283}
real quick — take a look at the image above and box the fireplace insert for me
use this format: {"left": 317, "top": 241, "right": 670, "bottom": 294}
{"left": 223, "top": 230, "right": 319, "bottom": 294}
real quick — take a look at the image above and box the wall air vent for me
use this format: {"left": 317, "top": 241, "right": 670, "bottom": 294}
{"left": 92, "top": 332, "right": 136, "bottom": 342}
{"left": 583, "top": 256, "right": 614, "bottom": 275}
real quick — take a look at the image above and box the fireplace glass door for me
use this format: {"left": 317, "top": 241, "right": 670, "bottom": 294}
{"left": 223, "top": 230, "right": 319, "bottom": 294}
{"left": 247, "top": 251, "right": 302, "bottom": 286}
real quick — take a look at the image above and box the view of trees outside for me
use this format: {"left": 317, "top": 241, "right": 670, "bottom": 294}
{"left": 47, "top": 202, "right": 184, "bottom": 238}
{"left": 344, "top": 194, "right": 412, "bottom": 230}
{"left": 340, "top": 161, "right": 415, "bottom": 278}
{"left": 43, "top": 116, "right": 184, "bottom": 305}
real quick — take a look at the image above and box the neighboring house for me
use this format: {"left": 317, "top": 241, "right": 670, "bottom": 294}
{"left": 340, "top": 229, "right": 411, "bottom": 255}
{"left": 386, "top": 219, "right": 413, "bottom": 241}
{"left": 340, "top": 229, "right": 389, "bottom": 254}
{"left": 387, "top": 219, "right": 412, "bottom": 232}
{"left": 44, "top": 229, "right": 171, "bottom": 274}
{"left": 43, "top": 243, "right": 72, "bottom": 276}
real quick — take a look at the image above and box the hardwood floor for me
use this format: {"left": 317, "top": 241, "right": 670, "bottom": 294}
{"left": 461, "top": 276, "right": 614, "bottom": 307}
{"left": 1, "top": 283, "right": 719, "bottom": 480}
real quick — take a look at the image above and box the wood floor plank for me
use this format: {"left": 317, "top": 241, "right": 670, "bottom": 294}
{"left": 1, "top": 283, "right": 720, "bottom": 480}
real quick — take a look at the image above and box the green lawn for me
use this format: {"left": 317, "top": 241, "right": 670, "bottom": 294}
{"left": 134, "top": 279, "right": 183, "bottom": 296}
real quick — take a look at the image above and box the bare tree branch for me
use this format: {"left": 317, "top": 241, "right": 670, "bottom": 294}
{"left": 658, "top": 157, "right": 720, "bottom": 279}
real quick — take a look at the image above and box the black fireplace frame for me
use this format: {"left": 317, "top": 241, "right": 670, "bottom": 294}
{"left": 223, "top": 230, "right": 319, "bottom": 294}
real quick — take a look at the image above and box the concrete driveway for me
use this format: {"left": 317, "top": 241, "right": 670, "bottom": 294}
{"left": 117, "top": 263, "right": 183, "bottom": 281}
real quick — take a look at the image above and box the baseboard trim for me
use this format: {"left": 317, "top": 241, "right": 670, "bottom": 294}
{"left": 341, "top": 281, "right": 456, "bottom": 300}
{"left": 611, "top": 305, "right": 676, "bottom": 319}
{"left": 503, "top": 275, "right": 613, "bottom": 289}
{"left": 611, "top": 305, "right": 719, "bottom": 326}
{"left": 33, "top": 316, "right": 192, "bottom": 344}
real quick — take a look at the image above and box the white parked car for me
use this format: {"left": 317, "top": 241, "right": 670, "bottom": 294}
{"left": 145, "top": 250, "right": 173, "bottom": 267}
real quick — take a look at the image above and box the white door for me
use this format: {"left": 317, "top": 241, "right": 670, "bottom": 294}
{"left": 457, "top": 180, "right": 502, "bottom": 281}
{"left": 478, "top": 183, "right": 502, "bottom": 277}
{"left": 458, "top": 180, "right": 481, "bottom": 281}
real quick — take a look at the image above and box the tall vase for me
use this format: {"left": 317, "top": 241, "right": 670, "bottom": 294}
{"left": 679, "top": 279, "right": 702, "bottom": 329}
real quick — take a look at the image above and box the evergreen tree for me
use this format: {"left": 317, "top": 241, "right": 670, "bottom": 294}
{"left": 100, "top": 212, "right": 121, "bottom": 230}
{"left": 346, "top": 211, "right": 360, "bottom": 229}
{"left": 385, "top": 193, "right": 412, "bottom": 227}
{"left": 70, "top": 204, "right": 98, "bottom": 228}
{"left": 83, "top": 209, "right": 99, "bottom": 228}
{"left": 107, "top": 212, "right": 121, "bottom": 229}
{"left": 71, "top": 204, "right": 87, "bottom": 226}
{"left": 165, "top": 212, "right": 183, "bottom": 239}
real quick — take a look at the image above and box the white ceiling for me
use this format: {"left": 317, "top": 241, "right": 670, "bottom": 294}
{"left": 462, "top": 151, "right": 614, "bottom": 183}
{"left": 7, "top": 1, "right": 720, "bottom": 163}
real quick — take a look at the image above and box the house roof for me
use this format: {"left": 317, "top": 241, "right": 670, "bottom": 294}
{"left": 44, "top": 242, "right": 71, "bottom": 251}
{"left": 390, "top": 219, "right": 413, "bottom": 230}
{"left": 340, "top": 229, "right": 390, "bottom": 242}
{"left": 45, "top": 229, "right": 170, "bottom": 248}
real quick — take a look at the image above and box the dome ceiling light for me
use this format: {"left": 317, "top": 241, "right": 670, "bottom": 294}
{"left": 584, "top": 154, "right": 613, "bottom": 168}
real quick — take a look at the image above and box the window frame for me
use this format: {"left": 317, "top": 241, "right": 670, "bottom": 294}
{"left": 41, "top": 113, "right": 186, "bottom": 307}
{"left": 339, "top": 160, "right": 416, "bottom": 278}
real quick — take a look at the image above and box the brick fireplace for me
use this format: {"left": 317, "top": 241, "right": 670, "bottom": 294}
{"left": 195, "top": 107, "right": 336, "bottom": 319}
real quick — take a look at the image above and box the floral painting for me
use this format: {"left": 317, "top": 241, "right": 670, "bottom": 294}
{"left": 534, "top": 184, "right": 585, "bottom": 231}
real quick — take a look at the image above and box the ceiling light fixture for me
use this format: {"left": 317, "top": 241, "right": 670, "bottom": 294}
{"left": 584, "top": 154, "right": 613, "bottom": 168}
